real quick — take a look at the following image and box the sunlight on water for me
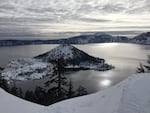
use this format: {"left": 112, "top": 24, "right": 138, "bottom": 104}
{"left": 98, "top": 43, "right": 119, "bottom": 47}
{"left": 98, "top": 71, "right": 114, "bottom": 78}
{"left": 100, "top": 79, "right": 111, "bottom": 87}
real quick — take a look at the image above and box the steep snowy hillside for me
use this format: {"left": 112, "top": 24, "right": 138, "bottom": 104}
{"left": 0, "top": 88, "right": 45, "bottom": 113}
{"left": 36, "top": 44, "right": 76, "bottom": 60}
{"left": 38, "top": 73, "right": 150, "bottom": 113}
{"left": 1, "top": 58, "right": 53, "bottom": 81}
{"left": 35, "top": 44, "right": 113, "bottom": 71}
{"left": 132, "top": 32, "right": 150, "bottom": 44}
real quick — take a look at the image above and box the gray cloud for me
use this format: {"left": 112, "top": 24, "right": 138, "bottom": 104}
{"left": 78, "top": 17, "right": 111, "bottom": 23}
{"left": 0, "top": 0, "right": 149, "bottom": 39}
{"left": 0, "top": 0, "right": 149, "bottom": 18}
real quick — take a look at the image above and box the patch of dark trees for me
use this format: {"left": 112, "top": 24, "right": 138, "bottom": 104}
{"left": 137, "top": 55, "right": 150, "bottom": 73}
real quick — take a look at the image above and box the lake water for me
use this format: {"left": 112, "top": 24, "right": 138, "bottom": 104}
{"left": 0, "top": 43, "right": 150, "bottom": 93}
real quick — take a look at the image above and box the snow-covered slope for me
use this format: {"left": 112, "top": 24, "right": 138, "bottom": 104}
{"left": 132, "top": 32, "right": 150, "bottom": 44}
{"left": 36, "top": 44, "right": 75, "bottom": 60}
{"left": 1, "top": 58, "right": 53, "bottom": 81}
{"left": 35, "top": 44, "right": 113, "bottom": 71}
{"left": 38, "top": 73, "right": 150, "bottom": 113}
{"left": 0, "top": 88, "right": 45, "bottom": 113}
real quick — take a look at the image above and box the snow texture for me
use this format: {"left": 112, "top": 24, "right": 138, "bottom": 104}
{"left": 0, "top": 88, "right": 45, "bottom": 113}
{"left": 38, "top": 73, "right": 150, "bottom": 113}
{"left": 1, "top": 58, "right": 53, "bottom": 81}
{"left": 37, "top": 44, "right": 74, "bottom": 60}
{"left": 132, "top": 32, "right": 150, "bottom": 45}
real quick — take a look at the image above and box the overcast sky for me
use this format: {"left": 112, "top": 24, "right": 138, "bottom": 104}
{"left": 0, "top": 0, "right": 150, "bottom": 39}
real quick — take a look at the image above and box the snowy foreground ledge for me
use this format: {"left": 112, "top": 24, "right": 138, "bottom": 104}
{"left": 0, "top": 73, "right": 150, "bottom": 113}
{"left": 38, "top": 73, "right": 150, "bottom": 113}
{"left": 0, "top": 88, "right": 45, "bottom": 113}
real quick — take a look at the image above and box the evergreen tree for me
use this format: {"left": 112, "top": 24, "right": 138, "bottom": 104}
{"left": 46, "top": 57, "right": 68, "bottom": 100}
{"left": 18, "top": 88, "right": 23, "bottom": 98}
{"left": 0, "top": 75, "right": 9, "bottom": 91}
{"left": 10, "top": 86, "right": 18, "bottom": 96}
{"left": 137, "top": 55, "right": 150, "bottom": 73}
{"left": 137, "top": 63, "right": 145, "bottom": 73}
{"left": 47, "top": 87, "right": 61, "bottom": 104}
{"left": 25, "top": 90, "right": 35, "bottom": 102}
{"left": 67, "top": 80, "right": 75, "bottom": 98}
{"left": 76, "top": 85, "right": 88, "bottom": 96}
{"left": 34, "top": 86, "right": 47, "bottom": 105}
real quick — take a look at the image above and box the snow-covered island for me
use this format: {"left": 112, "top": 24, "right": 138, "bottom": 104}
{"left": 0, "top": 73, "right": 150, "bottom": 113}
{"left": 35, "top": 44, "right": 114, "bottom": 71}
{"left": 1, "top": 44, "right": 113, "bottom": 81}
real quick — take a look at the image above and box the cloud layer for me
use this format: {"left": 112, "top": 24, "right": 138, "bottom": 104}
{"left": 0, "top": 0, "right": 150, "bottom": 39}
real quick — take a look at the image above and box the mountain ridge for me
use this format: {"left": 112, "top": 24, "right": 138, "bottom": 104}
{"left": 0, "top": 32, "right": 149, "bottom": 46}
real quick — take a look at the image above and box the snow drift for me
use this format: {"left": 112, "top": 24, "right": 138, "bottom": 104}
{"left": 0, "top": 88, "right": 45, "bottom": 113}
{"left": 38, "top": 73, "right": 150, "bottom": 113}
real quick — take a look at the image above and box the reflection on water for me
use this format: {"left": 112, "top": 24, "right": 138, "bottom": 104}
{"left": 0, "top": 43, "right": 150, "bottom": 93}
{"left": 100, "top": 79, "right": 111, "bottom": 87}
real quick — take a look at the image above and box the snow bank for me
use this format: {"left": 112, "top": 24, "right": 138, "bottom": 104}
{"left": 38, "top": 73, "right": 150, "bottom": 113}
{"left": 0, "top": 88, "right": 45, "bottom": 113}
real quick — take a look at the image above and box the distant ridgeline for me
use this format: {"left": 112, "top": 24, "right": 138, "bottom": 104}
{"left": 0, "top": 32, "right": 150, "bottom": 46}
